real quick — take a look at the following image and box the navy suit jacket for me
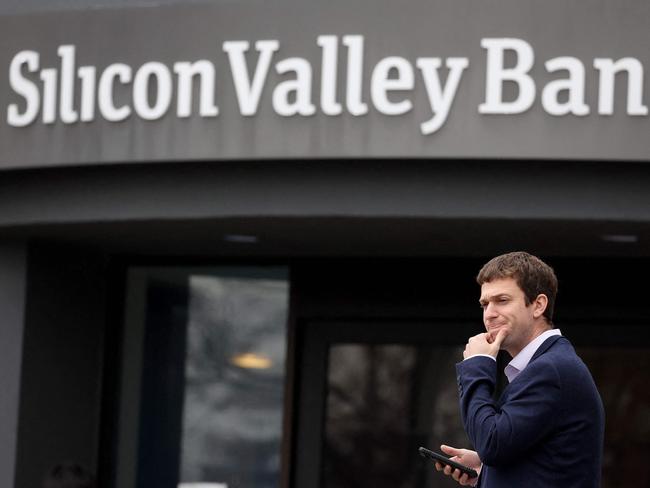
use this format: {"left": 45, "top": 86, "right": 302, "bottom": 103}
{"left": 456, "top": 335, "right": 605, "bottom": 488}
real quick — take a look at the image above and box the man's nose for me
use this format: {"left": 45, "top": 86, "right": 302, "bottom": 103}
{"left": 484, "top": 302, "right": 498, "bottom": 318}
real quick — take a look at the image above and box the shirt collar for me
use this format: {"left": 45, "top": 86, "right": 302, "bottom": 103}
{"left": 504, "top": 329, "right": 562, "bottom": 383}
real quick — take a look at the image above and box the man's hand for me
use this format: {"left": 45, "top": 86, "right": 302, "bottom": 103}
{"left": 434, "top": 444, "right": 482, "bottom": 487}
{"left": 463, "top": 329, "right": 508, "bottom": 359}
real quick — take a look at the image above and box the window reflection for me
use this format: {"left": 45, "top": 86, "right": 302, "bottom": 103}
{"left": 578, "top": 348, "right": 650, "bottom": 488}
{"left": 323, "top": 344, "right": 470, "bottom": 488}
{"left": 180, "top": 273, "right": 289, "bottom": 488}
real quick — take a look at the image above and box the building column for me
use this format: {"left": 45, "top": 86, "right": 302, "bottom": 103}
{"left": 0, "top": 243, "right": 27, "bottom": 488}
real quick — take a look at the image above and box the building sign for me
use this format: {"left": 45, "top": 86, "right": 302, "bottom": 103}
{"left": 1, "top": 1, "right": 650, "bottom": 168}
{"left": 8, "top": 37, "right": 650, "bottom": 132}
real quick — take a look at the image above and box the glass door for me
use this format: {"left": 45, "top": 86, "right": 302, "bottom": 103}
{"left": 115, "top": 266, "right": 290, "bottom": 488}
{"left": 293, "top": 320, "right": 483, "bottom": 488}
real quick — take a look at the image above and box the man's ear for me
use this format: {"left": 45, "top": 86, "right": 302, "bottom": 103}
{"left": 532, "top": 294, "right": 548, "bottom": 318}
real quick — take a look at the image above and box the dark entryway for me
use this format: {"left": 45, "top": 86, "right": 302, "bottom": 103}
{"left": 290, "top": 259, "right": 650, "bottom": 488}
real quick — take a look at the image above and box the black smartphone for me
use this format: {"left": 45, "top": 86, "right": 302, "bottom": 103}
{"left": 418, "top": 446, "right": 479, "bottom": 479}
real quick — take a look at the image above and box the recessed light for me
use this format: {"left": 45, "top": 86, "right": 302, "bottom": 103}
{"left": 600, "top": 234, "right": 638, "bottom": 243}
{"left": 178, "top": 484, "right": 228, "bottom": 488}
{"left": 224, "top": 234, "right": 259, "bottom": 244}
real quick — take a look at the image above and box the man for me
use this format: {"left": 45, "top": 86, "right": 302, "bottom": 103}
{"left": 436, "top": 251, "right": 604, "bottom": 487}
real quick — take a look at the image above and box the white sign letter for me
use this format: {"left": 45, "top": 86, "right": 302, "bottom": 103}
{"left": 78, "top": 66, "right": 96, "bottom": 122}
{"left": 133, "top": 62, "right": 172, "bottom": 120}
{"left": 417, "top": 57, "right": 469, "bottom": 134}
{"left": 98, "top": 63, "right": 132, "bottom": 122}
{"left": 371, "top": 57, "right": 414, "bottom": 115}
{"left": 7, "top": 50, "right": 40, "bottom": 127}
{"left": 542, "top": 57, "right": 589, "bottom": 116}
{"left": 342, "top": 35, "right": 368, "bottom": 116}
{"left": 40, "top": 68, "right": 57, "bottom": 124}
{"left": 594, "top": 57, "right": 648, "bottom": 115}
{"left": 273, "top": 58, "right": 316, "bottom": 116}
{"left": 317, "top": 35, "right": 343, "bottom": 116}
{"left": 58, "top": 45, "right": 79, "bottom": 123}
{"left": 479, "top": 38, "right": 535, "bottom": 114}
{"left": 174, "top": 60, "right": 219, "bottom": 118}
{"left": 224, "top": 40, "right": 279, "bottom": 116}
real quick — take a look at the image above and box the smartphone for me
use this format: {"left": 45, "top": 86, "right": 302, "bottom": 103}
{"left": 418, "top": 446, "right": 479, "bottom": 479}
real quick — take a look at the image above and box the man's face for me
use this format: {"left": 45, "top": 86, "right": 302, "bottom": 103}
{"left": 479, "top": 277, "right": 537, "bottom": 356}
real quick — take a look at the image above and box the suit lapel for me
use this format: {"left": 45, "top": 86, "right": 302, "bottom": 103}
{"left": 498, "top": 335, "right": 565, "bottom": 403}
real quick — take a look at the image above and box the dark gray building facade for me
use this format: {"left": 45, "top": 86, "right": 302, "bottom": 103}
{"left": 1, "top": 1, "right": 650, "bottom": 487}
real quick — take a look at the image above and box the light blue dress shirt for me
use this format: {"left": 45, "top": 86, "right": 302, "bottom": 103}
{"left": 503, "top": 329, "right": 562, "bottom": 382}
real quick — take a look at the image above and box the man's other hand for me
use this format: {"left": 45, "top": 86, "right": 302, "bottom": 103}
{"left": 434, "top": 444, "right": 482, "bottom": 487}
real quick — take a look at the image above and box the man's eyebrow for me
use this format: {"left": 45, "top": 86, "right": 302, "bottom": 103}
{"left": 479, "top": 293, "right": 511, "bottom": 303}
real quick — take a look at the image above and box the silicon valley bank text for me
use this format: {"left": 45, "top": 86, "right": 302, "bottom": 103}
{"left": 6, "top": 36, "right": 649, "bottom": 134}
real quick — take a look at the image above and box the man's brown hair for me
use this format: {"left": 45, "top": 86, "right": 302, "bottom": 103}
{"left": 476, "top": 251, "right": 558, "bottom": 326}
